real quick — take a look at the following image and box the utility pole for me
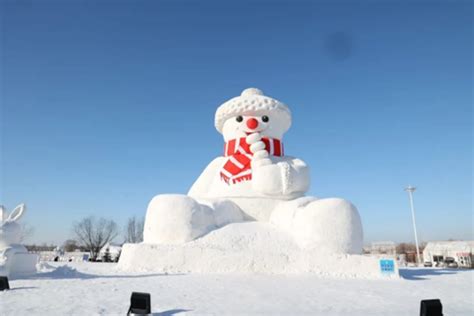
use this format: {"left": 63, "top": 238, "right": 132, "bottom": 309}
{"left": 405, "top": 185, "right": 421, "bottom": 266}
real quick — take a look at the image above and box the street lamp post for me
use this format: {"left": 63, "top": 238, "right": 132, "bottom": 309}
{"left": 405, "top": 185, "right": 421, "bottom": 266}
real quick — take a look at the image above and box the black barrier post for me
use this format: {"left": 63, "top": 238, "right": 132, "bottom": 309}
{"left": 420, "top": 299, "right": 443, "bottom": 316}
{"left": 127, "top": 292, "right": 151, "bottom": 315}
{"left": 0, "top": 276, "right": 10, "bottom": 291}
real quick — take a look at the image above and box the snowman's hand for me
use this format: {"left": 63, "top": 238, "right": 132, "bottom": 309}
{"left": 245, "top": 133, "right": 261, "bottom": 145}
{"left": 250, "top": 145, "right": 272, "bottom": 168}
{"left": 246, "top": 133, "right": 272, "bottom": 167}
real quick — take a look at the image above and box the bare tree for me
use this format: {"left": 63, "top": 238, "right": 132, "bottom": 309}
{"left": 25, "top": 244, "right": 57, "bottom": 252}
{"left": 63, "top": 239, "right": 79, "bottom": 252}
{"left": 396, "top": 242, "right": 427, "bottom": 255}
{"left": 73, "top": 217, "right": 119, "bottom": 261}
{"left": 124, "top": 216, "right": 144, "bottom": 243}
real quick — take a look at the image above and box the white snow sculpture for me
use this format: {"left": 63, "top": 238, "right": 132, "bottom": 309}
{"left": 144, "top": 88, "right": 363, "bottom": 254}
{"left": 0, "top": 204, "right": 38, "bottom": 277}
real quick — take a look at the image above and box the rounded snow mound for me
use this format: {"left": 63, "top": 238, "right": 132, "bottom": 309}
{"left": 118, "top": 222, "right": 395, "bottom": 279}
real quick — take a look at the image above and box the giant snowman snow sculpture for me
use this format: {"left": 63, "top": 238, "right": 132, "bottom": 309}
{"left": 143, "top": 88, "right": 363, "bottom": 254}
{"left": 0, "top": 204, "right": 38, "bottom": 277}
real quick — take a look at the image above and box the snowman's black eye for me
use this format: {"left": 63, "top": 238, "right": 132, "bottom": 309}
{"left": 262, "top": 115, "right": 269, "bottom": 123}
{"left": 236, "top": 116, "right": 243, "bottom": 122}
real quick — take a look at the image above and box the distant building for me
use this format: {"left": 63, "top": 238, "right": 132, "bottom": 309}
{"left": 423, "top": 241, "right": 473, "bottom": 268}
{"left": 370, "top": 241, "right": 396, "bottom": 255}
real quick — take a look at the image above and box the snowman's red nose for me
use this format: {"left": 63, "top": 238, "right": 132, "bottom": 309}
{"left": 246, "top": 118, "right": 259, "bottom": 129}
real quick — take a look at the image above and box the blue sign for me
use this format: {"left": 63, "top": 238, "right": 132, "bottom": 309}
{"left": 380, "top": 259, "right": 395, "bottom": 274}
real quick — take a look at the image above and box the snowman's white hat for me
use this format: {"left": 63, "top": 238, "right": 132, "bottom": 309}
{"left": 215, "top": 88, "right": 292, "bottom": 134}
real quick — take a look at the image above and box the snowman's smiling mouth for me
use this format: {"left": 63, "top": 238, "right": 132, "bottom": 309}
{"left": 244, "top": 127, "right": 267, "bottom": 135}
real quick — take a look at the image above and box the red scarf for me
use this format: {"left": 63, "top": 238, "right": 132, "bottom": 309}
{"left": 220, "top": 137, "right": 284, "bottom": 184}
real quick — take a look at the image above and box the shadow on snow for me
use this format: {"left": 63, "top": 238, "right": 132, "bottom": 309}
{"left": 11, "top": 265, "right": 184, "bottom": 281}
{"left": 399, "top": 268, "right": 469, "bottom": 280}
{"left": 152, "top": 309, "right": 192, "bottom": 316}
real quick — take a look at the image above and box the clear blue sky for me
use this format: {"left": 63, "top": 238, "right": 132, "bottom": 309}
{"left": 1, "top": 0, "right": 472, "bottom": 245}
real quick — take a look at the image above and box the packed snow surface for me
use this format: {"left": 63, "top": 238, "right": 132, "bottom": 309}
{"left": 1, "top": 262, "right": 472, "bottom": 315}
{"left": 121, "top": 222, "right": 384, "bottom": 278}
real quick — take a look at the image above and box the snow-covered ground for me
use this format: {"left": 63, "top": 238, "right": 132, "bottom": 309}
{"left": 1, "top": 262, "right": 473, "bottom": 315}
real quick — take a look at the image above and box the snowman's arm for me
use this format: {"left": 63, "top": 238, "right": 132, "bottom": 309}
{"left": 252, "top": 156, "right": 310, "bottom": 197}
{"left": 188, "top": 157, "right": 225, "bottom": 198}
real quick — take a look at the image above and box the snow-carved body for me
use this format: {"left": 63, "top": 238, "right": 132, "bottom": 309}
{"left": 0, "top": 204, "right": 38, "bottom": 277}
{"left": 144, "top": 88, "right": 363, "bottom": 254}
